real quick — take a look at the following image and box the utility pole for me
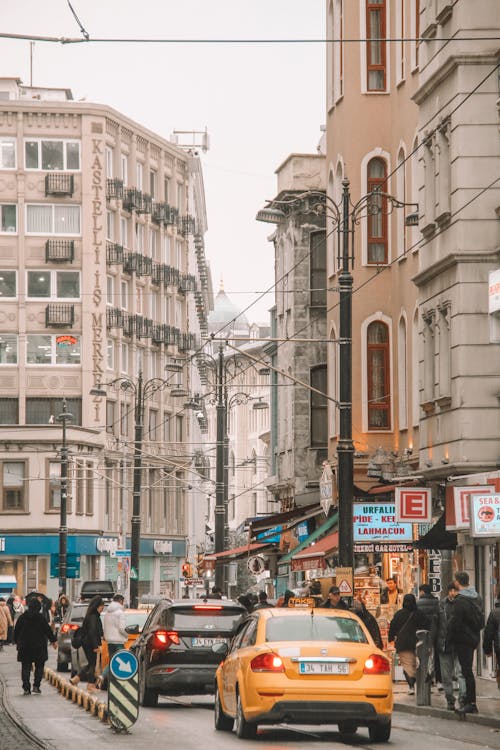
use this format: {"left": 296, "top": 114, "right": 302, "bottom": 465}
{"left": 130, "top": 371, "right": 144, "bottom": 609}
{"left": 214, "top": 344, "right": 226, "bottom": 592}
{"left": 57, "top": 399, "right": 72, "bottom": 594}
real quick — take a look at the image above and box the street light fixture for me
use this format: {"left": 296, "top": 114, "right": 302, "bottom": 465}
{"left": 259, "top": 180, "right": 418, "bottom": 572}
{"left": 57, "top": 399, "right": 73, "bottom": 595}
{"left": 90, "top": 371, "right": 176, "bottom": 608}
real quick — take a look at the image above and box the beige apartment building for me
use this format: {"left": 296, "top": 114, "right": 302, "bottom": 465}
{"left": 0, "top": 78, "right": 211, "bottom": 601}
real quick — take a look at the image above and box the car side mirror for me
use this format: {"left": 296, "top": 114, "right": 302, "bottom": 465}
{"left": 212, "top": 642, "right": 229, "bottom": 657}
{"left": 125, "top": 624, "right": 140, "bottom": 635}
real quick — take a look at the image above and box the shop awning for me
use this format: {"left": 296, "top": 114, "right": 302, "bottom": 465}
{"left": 249, "top": 503, "right": 323, "bottom": 541}
{"left": 279, "top": 511, "right": 339, "bottom": 564}
{"left": 413, "top": 514, "right": 457, "bottom": 550}
{"left": 290, "top": 531, "right": 339, "bottom": 572}
{"left": 205, "top": 542, "right": 275, "bottom": 562}
{"left": 0, "top": 575, "right": 17, "bottom": 592}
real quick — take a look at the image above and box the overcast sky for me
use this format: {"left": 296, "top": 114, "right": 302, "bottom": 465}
{"left": 1, "top": 0, "right": 325, "bottom": 322}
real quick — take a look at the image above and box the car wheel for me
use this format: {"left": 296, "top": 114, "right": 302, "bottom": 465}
{"left": 56, "top": 658, "right": 69, "bottom": 672}
{"left": 214, "top": 684, "right": 234, "bottom": 731}
{"left": 139, "top": 660, "right": 158, "bottom": 708}
{"left": 368, "top": 721, "right": 391, "bottom": 742}
{"left": 235, "top": 689, "right": 257, "bottom": 740}
{"left": 338, "top": 721, "right": 358, "bottom": 734}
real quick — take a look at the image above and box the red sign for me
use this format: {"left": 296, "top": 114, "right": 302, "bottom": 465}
{"left": 395, "top": 487, "right": 432, "bottom": 522}
{"left": 445, "top": 485, "right": 494, "bottom": 530}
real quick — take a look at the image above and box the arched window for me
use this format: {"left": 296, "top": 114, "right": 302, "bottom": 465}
{"left": 398, "top": 316, "right": 407, "bottom": 429}
{"left": 366, "top": 0, "right": 387, "bottom": 91}
{"left": 412, "top": 309, "right": 419, "bottom": 426}
{"left": 310, "top": 364, "right": 328, "bottom": 446}
{"left": 396, "top": 148, "right": 406, "bottom": 255}
{"left": 367, "top": 321, "right": 391, "bottom": 429}
{"left": 367, "top": 157, "right": 388, "bottom": 264}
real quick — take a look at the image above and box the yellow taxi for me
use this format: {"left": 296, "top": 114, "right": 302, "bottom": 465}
{"left": 214, "top": 604, "right": 393, "bottom": 741}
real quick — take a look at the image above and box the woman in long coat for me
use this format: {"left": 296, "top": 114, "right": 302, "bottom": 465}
{"left": 0, "top": 597, "right": 13, "bottom": 650}
{"left": 388, "top": 593, "right": 429, "bottom": 695}
{"left": 70, "top": 595, "right": 104, "bottom": 691}
{"left": 14, "top": 598, "right": 57, "bottom": 695}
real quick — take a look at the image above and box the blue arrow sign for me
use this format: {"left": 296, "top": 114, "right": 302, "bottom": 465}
{"left": 110, "top": 649, "right": 138, "bottom": 681}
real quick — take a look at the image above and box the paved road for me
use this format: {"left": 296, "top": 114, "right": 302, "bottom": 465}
{"left": 2, "top": 648, "right": 500, "bottom": 749}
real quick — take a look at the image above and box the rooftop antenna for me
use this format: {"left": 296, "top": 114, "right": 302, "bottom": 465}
{"left": 29, "top": 41, "right": 35, "bottom": 86}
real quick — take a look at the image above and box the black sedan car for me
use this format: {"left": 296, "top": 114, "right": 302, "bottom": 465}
{"left": 131, "top": 598, "right": 246, "bottom": 707}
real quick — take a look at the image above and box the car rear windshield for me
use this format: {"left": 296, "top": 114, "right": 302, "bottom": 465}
{"left": 265, "top": 615, "right": 368, "bottom": 644}
{"left": 67, "top": 605, "right": 88, "bottom": 623}
{"left": 161, "top": 606, "right": 244, "bottom": 633}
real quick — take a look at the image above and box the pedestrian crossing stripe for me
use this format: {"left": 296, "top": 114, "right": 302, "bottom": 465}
{"left": 108, "top": 673, "right": 139, "bottom": 730}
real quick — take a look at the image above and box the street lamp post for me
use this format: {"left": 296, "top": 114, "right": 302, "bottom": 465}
{"left": 258, "top": 181, "right": 417, "bottom": 573}
{"left": 91, "top": 371, "right": 175, "bottom": 608}
{"left": 57, "top": 399, "right": 73, "bottom": 595}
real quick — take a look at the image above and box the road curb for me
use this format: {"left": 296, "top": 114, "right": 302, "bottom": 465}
{"left": 44, "top": 668, "right": 108, "bottom": 723}
{"left": 394, "top": 700, "right": 500, "bottom": 730}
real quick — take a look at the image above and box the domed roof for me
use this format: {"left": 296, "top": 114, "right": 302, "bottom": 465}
{"left": 208, "top": 279, "right": 249, "bottom": 332}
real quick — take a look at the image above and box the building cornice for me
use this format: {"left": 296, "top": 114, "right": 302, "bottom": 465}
{"left": 412, "top": 248, "right": 500, "bottom": 287}
{"left": 413, "top": 53, "right": 500, "bottom": 106}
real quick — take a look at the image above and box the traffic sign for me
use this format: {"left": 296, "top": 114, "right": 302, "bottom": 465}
{"left": 113, "top": 549, "right": 131, "bottom": 557}
{"left": 110, "top": 650, "right": 138, "bottom": 680}
{"left": 108, "top": 650, "right": 139, "bottom": 733}
{"left": 336, "top": 567, "right": 353, "bottom": 595}
{"left": 50, "top": 553, "right": 81, "bottom": 579}
{"left": 130, "top": 567, "right": 138, "bottom": 579}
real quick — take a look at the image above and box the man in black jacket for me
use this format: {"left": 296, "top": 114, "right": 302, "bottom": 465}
{"left": 320, "top": 586, "right": 349, "bottom": 610}
{"left": 14, "top": 598, "right": 57, "bottom": 695}
{"left": 437, "top": 584, "right": 466, "bottom": 710}
{"left": 447, "top": 571, "right": 484, "bottom": 714}
{"left": 417, "top": 583, "right": 441, "bottom": 685}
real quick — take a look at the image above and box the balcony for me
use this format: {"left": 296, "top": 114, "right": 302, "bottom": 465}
{"left": 178, "top": 332, "right": 197, "bottom": 352}
{"left": 179, "top": 273, "right": 196, "bottom": 293}
{"left": 163, "top": 326, "right": 179, "bottom": 347}
{"left": 123, "top": 188, "right": 143, "bottom": 212}
{"left": 106, "top": 241, "right": 124, "bottom": 265}
{"left": 165, "top": 206, "right": 179, "bottom": 226}
{"left": 165, "top": 265, "right": 180, "bottom": 288}
{"left": 139, "top": 193, "right": 152, "bottom": 214}
{"left": 45, "top": 239, "right": 74, "bottom": 263}
{"left": 178, "top": 215, "right": 196, "bottom": 236}
{"left": 152, "top": 262, "right": 164, "bottom": 285}
{"left": 45, "top": 303, "right": 75, "bottom": 328}
{"left": 45, "top": 173, "right": 75, "bottom": 197}
{"left": 152, "top": 323, "right": 165, "bottom": 344}
{"left": 106, "top": 179, "right": 124, "bottom": 201}
{"left": 106, "top": 307, "right": 123, "bottom": 329}
{"left": 136, "top": 254, "right": 153, "bottom": 277}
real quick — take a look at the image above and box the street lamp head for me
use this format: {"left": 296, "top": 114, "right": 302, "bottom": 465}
{"left": 405, "top": 211, "right": 419, "bottom": 227}
{"left": 252, "top": 398, "right": 268, "bottom": 410}
{"left": 255, "top": 207, "right": 287, "bottom": 223}
{"left": 170, "top": 386, "right": 190, "bottom": 398}
{"left": 89, "top": 384, "right": 107, "bottom": 397}
{"left": 164, "top": 358, "right": 185, "bottom": 373}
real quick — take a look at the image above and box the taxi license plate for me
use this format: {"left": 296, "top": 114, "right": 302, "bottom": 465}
{"left": 299, "top": 662, "right": 350, "bottom": 675}
{"left": 191, "top": 637, "right": 226, "bottom": 648}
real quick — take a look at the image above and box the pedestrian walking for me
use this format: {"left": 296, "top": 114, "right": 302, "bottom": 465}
{"left": 25, "top": 591, "right": 52, "bottom": 624}
{"left": 70, "top": 595, "right": 104, "bottom": 692}
{"left": 55, "top": 594, "right": 70, "bottom": 621}
{"left": 388, "top": 593, "right": 429, "bottom": 695}
{"left": 436, "top": 583, "right": 466, "bottom": 710}
{"left": 13, "top": 597, "right": 57, "bottom": 695}
{"left": 6, "top": 596, "right": 16, "bottom": 643}
{"left": 0, "top": 597, "right": 13, "bottom": 651}
{"left": 446, "top": 571, "right": 484, "bottom": 714}
{"left": 352, "top": 598, "right": 383, "bottom": 649}
{"left": 320, "top": 585, "right": 349, "bottom": 610}
{"left": 253, "top": 591, "right": 273, "bottom": 610}
{"left": 482, "top": 593, "right": 500, "bottom": 688}
{"left": 103, "top": 594, "right": 127, "bottom": 660}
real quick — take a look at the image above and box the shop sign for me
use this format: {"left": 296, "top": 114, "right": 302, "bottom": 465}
{"left": 153, "top": 540, "right": 173, "bottom": 555}
{"left": 470, "top": 493, "right": 500, "bottom": 537}
{"left": 354, "top": 542, "right": 413, "bottom": 553}
{"left": 319, "top": 463, "right": 334, "bottom": 516}
{"left": 395, "top": 487, "right": 431, "bottom": 522}
{"left": 489, "top": 268, "right": 500, "bottom": 314}
{"left": 257, "top": 525, "right": 282, "bottom": 544}
{"left": 247, "top": 556, "right": 266, "bottom": 574}
{"left": 96, "top": 537, "right": 118, "bottom": 554}
{"left": 353, "top": 503, "right": 412, "bottom": 542}
{"left": 291, "top": 556, "right": 326, "bottom": 572}
{"left": 277, "top": 563, "right": 289, "bottom": 576}
{"left": 445, "top": 485, "right": 493, "bottom": 530}
{"left": 428, "top": 551, "right": 442, "bottom": 594}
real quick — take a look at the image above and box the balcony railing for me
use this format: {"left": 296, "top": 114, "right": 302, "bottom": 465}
{"left": 179, "top": 273, "right": 196, "bottom": 293}
{"left": 45, "top": 239, "right": 74, "bottom": 263}
{"left": 178, "top": 332, "right": 197, "bottom": 352}
{"left": 178, "top": 214, "right": 196, "bottom": 236}
{"left": 106, "top": 241, "right": 124, "bottom": 265}
{"left": 45, "top": 173, "right": 75, "bottom": 197}
{"left": 45, "top": 303, "right": 75, "bottom": 328}
{"left": 106, "top": 307, "right": 123, "bottom": 329}
{"left": 136, "top": 254, "right": 153, "bottom": 277}
{"left": 123, "top": 188, "right": 143, "bottom": 212}
{"left": 106, "top": 179, "right": 124, "bottom": 201}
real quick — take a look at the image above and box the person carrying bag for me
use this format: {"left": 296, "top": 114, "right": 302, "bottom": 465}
{"left": 388, "top": 594, "right": 430, "bottom": 695}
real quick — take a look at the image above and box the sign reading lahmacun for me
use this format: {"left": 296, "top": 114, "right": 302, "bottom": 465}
{"left": 470, "top": 493, "right": 500, "bottom": 537}
{"left": 353, "top": 503, "right": 413, "bottom": 543}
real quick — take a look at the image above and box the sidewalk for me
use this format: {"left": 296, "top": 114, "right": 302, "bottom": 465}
{"left": 393, "top": 677, "right": 500, "bottom": 729}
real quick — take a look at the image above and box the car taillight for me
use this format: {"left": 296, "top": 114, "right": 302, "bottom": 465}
{"left": 61, "top": 623, "right": 79, "bottom": 634}
{"left": 250, "top": 652, "right": 284, "bottom": 673}
{"left": 153, "top": 630, "right": 180, "bottom": 647}
{"left": 193, "top": 605, "right": 223, "bottom": 611}
{"left": 363, "top": 654, "right": 391, "bottom": 675}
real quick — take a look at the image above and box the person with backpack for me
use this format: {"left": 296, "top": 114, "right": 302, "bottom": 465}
{"left": 388, "top": 594, "right": 430, "bottom": 695}
{"left": 70, "top": 595, "right": 104, "bottom": 692}
{"left": 482, "top": 594, "right": 500, "bottom": 688}
{"left": 446, "top": 571, "right": 484, "bottom": 714}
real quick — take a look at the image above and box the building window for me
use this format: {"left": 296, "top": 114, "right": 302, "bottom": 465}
{"left": 105, "top": 146, "right": 113, "bottom": 178}
{"left": 47, "top": 461, "right": 61, "bottom": 511}
{"left": 0, "top": 334, "right": 17, "bottom": 364}
{"left": 136, "top": 163, "right": 143, "bottom": 191}
{"left": 367, "top": 321, "right": 391, "bottom": 429}
{"left": 310, "top": 364, "right": 328, "bottom": 446}
{"left": 106, "top": 400, "right": 116, "bottom": 434}
{"left": 121, "top": 154, "right": 128, "bottom": 184}
{"left": 148, "top": 409, "right": 158, "bottom": 441}
{"left": 0, "top": 138, "right": 16, "bottom": 169}
{"left": 334, "top": 0, "right": 344, "bottom": 101}
{"left": 367, "top": 157, "right": 388, "bottom": 264}
{"left": 1, "top": 461, "right": 26, "bottom": 512}
{"left": 120, "top": 401, "right": 130, "bottom": 436}
{"left": 396, "top": 0, "right": 405, "bottom": 83}
{"left": 121, "top": 217, "right": 129, "bottom": 248}
{"left": 26, "top": 204, "right": 80, "bottom": 235}
{"left": 412, "top": 310, "right": 419, "bottom": 425}
{"left": 106, "top": 275, "right": 114, "bottom": 306}
{"left": 310, "top": 231, "right": 327, "bottom": 307}
{"left": 396, "top": 148, "right": 406, "bottom": 255}
{"left": 120, "top": 342, "right": 129, "bottom": 374}
{"left": 0, "top": 271, "right": 17, "bottom": 298}
{"left": 120, "top": 280, "right": 129, "bottom": 310}
{"left": 0, "top": 204, "right": 17, "bottom": 233}
{"left": 107, "top": 339, "right": 114, "bottom": 369}
{"left": 26, "top": 334, "right": 81, "bottom": 365}
{"left": 366, "top": 0, "right": 387, "bottom": 91}
{"left": 106, "top": 210, "right": 114, "bottom": 241}
{"left": 0, "top": 398, "right": 18, "bottom": 424}
{"left": 135, "top": 222, "right": 144, "bottom": 252}
{"left": 411, "top": 0, "right": 420, "bottom": 70}
{"left": 176, "top": 415, "right": 184, "bottom": 443}
{"left": 75, "top": 463, "right": 84, "bottom": 515}
{"left": 437, "top": 304, "right": 451, "bottom": 402}
{"left": 398, "top": 317, "right": 407, "bottom": 429}
{"left": 150, "top": 170, "right": 157, "bottom": 198}
{"left": 24, "top": 139, "right": 80, "bottom": 171}
{"left": 86, "top": 463, "right": 94, "bottom": 515}
{"left": 164, "top": 176, "right": 170, "bottom": 202}
{"left": 26, "top": 397, "right": 82, "bottom": 425}
{"left": 27, "top": 270, "right": 80, "bottom": 299}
